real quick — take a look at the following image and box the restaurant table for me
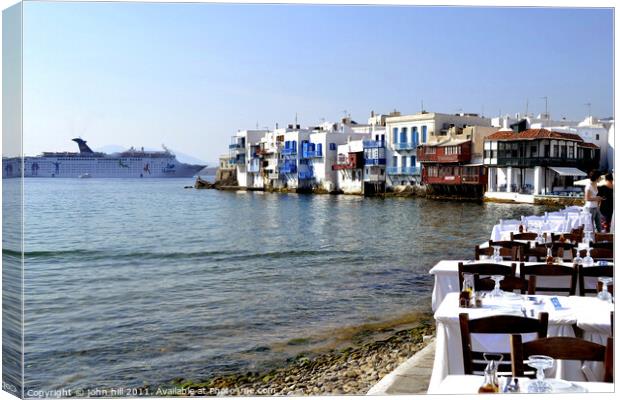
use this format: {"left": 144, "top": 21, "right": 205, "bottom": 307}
{"left": 428, "top": 292, "right": 614, "bottom": 391}
{"left": 428, "top": 375, "right": 613, "bottom": 394}
{"left": 429, "top": 260, "right": 610, "bottom": 312}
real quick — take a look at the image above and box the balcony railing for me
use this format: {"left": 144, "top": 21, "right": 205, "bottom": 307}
{"left": 363, "top": 140, "right": 385, "bottom": 148}
{"left": 393, "top": 142, "right": 417, "bottom": 151}
{"left": 387, "top": 166, "right": 419, "bottom": 175}
{"left": 228, "top": 143, "right": 242, "bottom": 149}
{"left": 281, "top": 148, "right": 297, "bottom": 156}
{"left": 279, "top": 164, "right": 297, "bottom": 174}
{"left": 301, "top": 150, "right": 323, "bottom": 159}
{"left": 364, "top": 158, "right": 386, "bottom": 166}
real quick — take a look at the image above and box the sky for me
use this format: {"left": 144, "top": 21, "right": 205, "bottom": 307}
{"left": 19, "top": 2, "right": 614, "bottom": 163}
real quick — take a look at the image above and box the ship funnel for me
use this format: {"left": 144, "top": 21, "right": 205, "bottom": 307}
{"left": 72, "top": 138, "right": 94, "bottom": 154}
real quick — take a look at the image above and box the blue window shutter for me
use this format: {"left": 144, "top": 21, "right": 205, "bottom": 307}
{"left": 393, "top": 128, "right": 398, "bottom": 143}
{"left": 392, "top": 156, "right": 397, "bottom": 166}
{"left": 422, "top": 126, "right": 427, "bottom": 143}
{"left": 411, "top": 155, "right": 416, "bottom": 166}
{"left": 400, "top": 128, "right": 407, "bottom": 143}
{"left": 318, "top": 143, "right": 322, "bottom": 155}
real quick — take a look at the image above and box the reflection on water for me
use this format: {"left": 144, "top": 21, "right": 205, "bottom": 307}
{"left": 18, "top": 179, "right": 555, "bottom": 391}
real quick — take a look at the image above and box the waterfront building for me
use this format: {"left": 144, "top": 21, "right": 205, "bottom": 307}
{"left": 229, "top": 129, "right": 269, "bottom": 188}
{"left": 277, "top": 124, "right": 312, "bottom": 190}
{"left": 417, "top": 126, "right": 496, "bottom": 197}
{"left": 385, "top": 111, "right": 491, "bottom": 189}
{"left": 363, "top": 127, "right": 387, "bottom": 195}
{"left": 257, "top": 130, "right": 282, "bottom": 189}
{"left": 333, "top": 139, "right": 365, "bottom": 194}
{"left": 483, "top": 128, "right": 600, "bottom": 200}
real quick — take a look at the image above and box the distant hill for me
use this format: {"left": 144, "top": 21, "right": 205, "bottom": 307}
{"left": 95, "top": 145, "right": 209, "bottom": 167}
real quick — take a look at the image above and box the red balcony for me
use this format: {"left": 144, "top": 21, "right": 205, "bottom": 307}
{"left": 333, "top": 152, "right": 364, "bottom": 170}
{"left": 417, "top": 141, "right": 472, "bottom": 163}
{"left": 422, "top": 165, "right": 486, "bottom": 185}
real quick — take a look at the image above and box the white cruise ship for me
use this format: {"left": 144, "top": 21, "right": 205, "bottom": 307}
{"left": 2, "top": 138, "right": 206, "bottom": 178}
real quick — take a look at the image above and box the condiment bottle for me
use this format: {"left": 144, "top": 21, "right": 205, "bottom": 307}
{"left": 478, "top": 359, "right": 500, "bottom": 393}
{"left": 518, "top": 224, "right": 524, "bottom": 233}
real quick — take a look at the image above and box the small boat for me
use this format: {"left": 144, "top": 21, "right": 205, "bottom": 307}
{"left": 78, "top": 173, "right": 92, "bottom": 178}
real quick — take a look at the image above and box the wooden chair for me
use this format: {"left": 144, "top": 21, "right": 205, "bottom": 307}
{"left": 459, "top": 313, "right": 549, "bottom": 375}
{"left": 571, "top": 225, "right": 585, "bottom": 234}
{"left": 475, "top": 274, "right": 536, "bottom": 294}
{"left": 574, "top": 247, "right": 614, "bottom": 262}
{"left": 510, "top": 335, "right": 613, "bottom": 383}
{"left": 520, "top": 263, "right": 578, "bottom": 295}
{"left": 510, "top": 232, "right": 538, "bottom": 241}
{"left": 579, "top": 264, "right": 613, "bottom": 296}
{"left": 595, "top": 233, "right": 614, "bottom": 242}
{"left": 474, "top": 245, "right": 518, "bottom": 261}
{"left": 457, "top": 262, "right": 516, "bottom": 291}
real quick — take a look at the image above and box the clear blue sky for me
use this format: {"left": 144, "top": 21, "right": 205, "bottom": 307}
{"left": 22, "top": 2, "right": 613, "bottom": 163}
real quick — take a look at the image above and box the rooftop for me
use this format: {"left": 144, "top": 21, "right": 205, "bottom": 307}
{"left": 485, "top": 128, "right": 585, "bottom": 142}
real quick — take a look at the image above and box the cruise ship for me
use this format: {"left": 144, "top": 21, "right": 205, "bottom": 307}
{"left": 2, "top": 138, "right": 206, "bottom": 178}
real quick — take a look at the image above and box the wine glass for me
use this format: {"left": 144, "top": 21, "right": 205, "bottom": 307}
{"left": 489, "top": 275, "right": 504, "bottom": 298}
{"left": 582, "top": 247, "right": 594, "bottom": 267}
{"left": 526, "top": 355, "right": 554, "bottom": 393}
{"left": 492, "top": 246, "right": 503, "bottom": 263}
{"left": 597, "top": 277, "right": 613, "bottom": 303}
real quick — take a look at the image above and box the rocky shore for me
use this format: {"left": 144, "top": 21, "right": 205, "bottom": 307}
{"left": 166, "top": 313, "right": 435, "bottom": 396}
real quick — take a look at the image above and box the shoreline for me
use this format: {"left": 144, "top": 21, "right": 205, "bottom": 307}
{"left": 160, "top": 312, "right": 436, "bottom": 396}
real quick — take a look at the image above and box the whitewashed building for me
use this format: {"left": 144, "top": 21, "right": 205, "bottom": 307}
{"left": 385, "top": 111, "right": 491, "bottom": 188}
{"left": 334, "top": 139, "right": 365, "bottom": 194}
{"left": 229, "top": 129, "right": 269, "bottom": 188}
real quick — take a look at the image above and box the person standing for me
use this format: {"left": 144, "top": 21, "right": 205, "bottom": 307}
{"left": 598, "top": 173, "right": 614, "bottom": 232}
{"left": 584, "top": 170, "right": 604, "bottom": 232}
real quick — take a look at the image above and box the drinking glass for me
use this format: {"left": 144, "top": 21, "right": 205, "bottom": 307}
{"left": 582, "top": 247, "right": 594, "bottom": 267}
{"left": 489, "top": 275, "right": 504, "bottom": 298}
{"left": 492, "top": 246, "right": 503, "bottom": 263}
{"left": 526, "top": 355, "right": 554, "bottom": 393}
{"left": 597, "top": 277, "right": 613, "bottom": 303}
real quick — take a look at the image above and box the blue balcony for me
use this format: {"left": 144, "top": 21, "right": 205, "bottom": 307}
{"left": 229, "top": 143, "right": 242, "bottom": 149}
{"left": 393, "top": 142, "right": 417, "bottom": 151}
{"left": 298, "top": 171, "right": 314, "bottom": 180}
{"left": 282, "top": 148, "right": 297, "bottom": 156}
{"left": 235, "top": 155, "right": 246, "bottom": 165}
{"left": 363, "top": 140, "right": 385, "bottom": 148}
{"left": 387, "top": 166, "right": 419, "bottom": 175}
{"left": 279, "top": 163, "right": 297, "bottom": 174}
{"left": 301, "top": 150, "right": 323, "bottom": 159}
{"left": 364, "top": 158, "right": 387, "bottom": 166}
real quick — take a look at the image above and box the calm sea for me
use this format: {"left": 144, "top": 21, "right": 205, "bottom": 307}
{"left": 5, "top": 178, "right": 554, "bottom": 392}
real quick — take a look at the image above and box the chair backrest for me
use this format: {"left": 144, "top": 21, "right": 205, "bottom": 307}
{"left": 510, "top": 335, "right": 613, "bottom": 383}
{"left": 510, "top": 232, "right": 538, "bottom": 241}
{"left": 578, "top": 264, "right": 614, "bottom": 296}
{"left": 595, "top": 233, "right": 614, "bottom": 242}
{"left": 475, "top": 274, "right": 536, "bottom": 294}
{"left": 459, "top": 313, "right": 549, "bottom": 375}
{"left": 519, "top": 263, "right": 578, "bottom": 295}
{"left": 590, "top": 241, "right": 613, "bottom": 250}
{"left": 474, "top": 245, "right": 517, "bottom": 261}
{"left": 575, "top": 247, "right": 614, "bottom": 261}
{"left": 458, "top": 262, "right": 516, "bottom": 291}
{"left": 516, "top": 246, "right": 547, "bottom": 262}
{"left": 489, "top": 240, "right": 529, "bottom": 250}
{"left": 571, "top": 225, "right": 585, "bottom": 234}
{"left": 552, "top": 232, "right": 583, "bottom": 243}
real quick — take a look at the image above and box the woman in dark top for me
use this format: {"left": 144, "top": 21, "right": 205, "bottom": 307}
{"left": 598, "top": 173, "right": 614, "bottom": 233}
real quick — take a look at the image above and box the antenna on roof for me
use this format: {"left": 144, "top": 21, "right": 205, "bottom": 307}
{"left": 540, "top": 96, "right": 548, "bottom": 118}
{"left": 525, "top": 98, "right": 529, "bottom": 117}
{"left": 295, "top": 113, "right": 298, "bottom": 126}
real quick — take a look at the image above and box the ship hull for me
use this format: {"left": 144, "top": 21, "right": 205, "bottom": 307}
{"left": 2, "top": 156, "right": 205, "bottom": 178}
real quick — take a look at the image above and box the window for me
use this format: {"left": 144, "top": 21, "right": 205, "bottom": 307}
{"left": 596, "top": 134, "right": 600, "bottom": 140}
{"left": 329, "top": 143, "right": 336, "bottom": 151}
{"left": 544, "top": 144, "right": 550, "bottom": 157}
{"left": 400, "top": 127, "right": 408, "bottom": 143}
{"left": 422, "top": 126, "right": 427, "bottom": 142}
{"left": 568, "top": 145, "right": 574, "bottom": 158}
{"left": 530, "top": 145, "right": 537, "bottom": 157}
{"left": 425, "top": 146, "right": 436, "bottom": 154}
{"left": 410, "top": 155, "right": 416, "bottom": 167}
{"left": 392, "top": 156, "right": 398, "bottom": 167}
{"left": 317, "top": 143, "right": 323, "bottom": 155}
{"left": 392, "top": 128, "right": 398, "bottom": 143}
{"left": 412, "top": 127, "right": 418, "bottom": 146}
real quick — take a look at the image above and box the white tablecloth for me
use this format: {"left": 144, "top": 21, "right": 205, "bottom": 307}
{"left": 429, "top": 293, "right": 613, "bottom": 391}
{"left": 428, "top": 375, "right": 613, "bottom": 394}
{"left": 491, "top": 210, "right": 594, "bottom": 241}
{"left": 429, "top": 260, "right": 607, "bottom": 312}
